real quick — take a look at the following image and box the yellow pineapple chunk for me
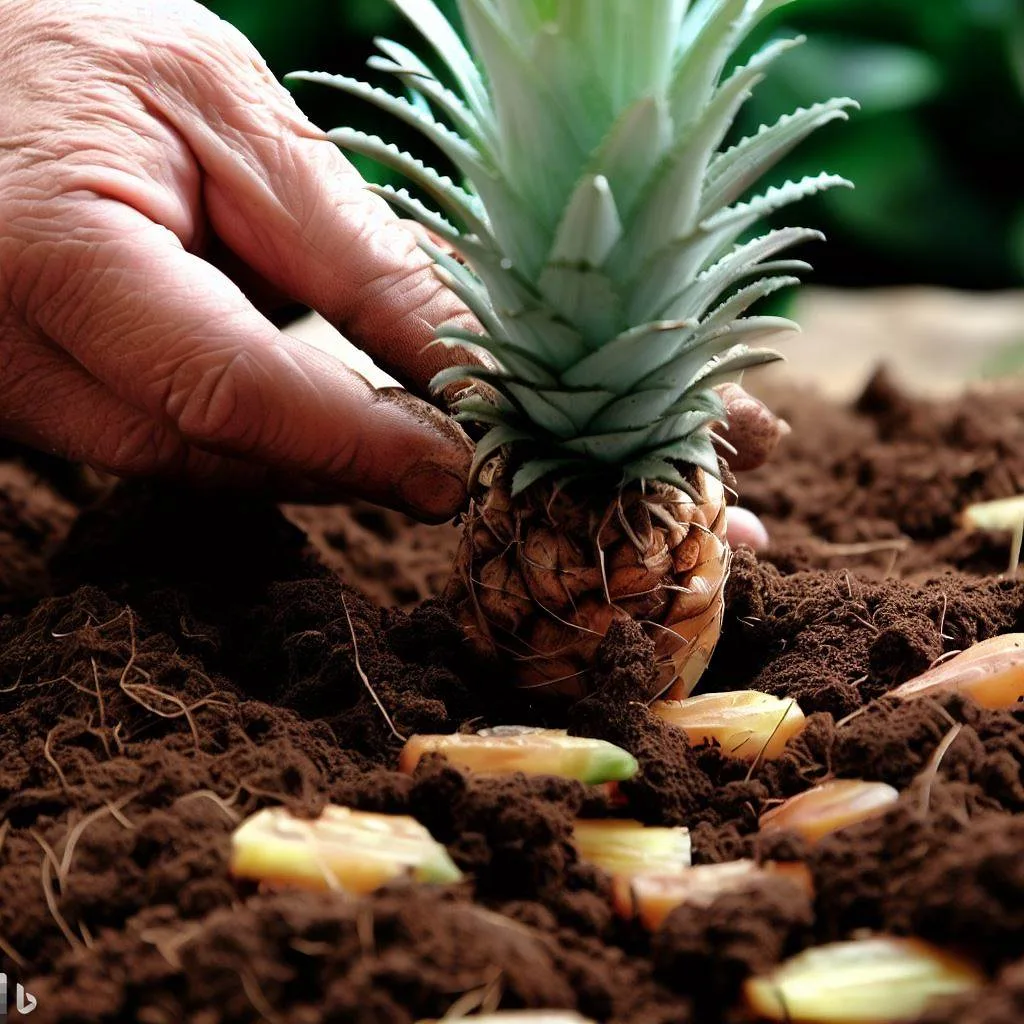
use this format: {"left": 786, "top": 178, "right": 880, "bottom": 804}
{"left": 759, "top": 780, "right": 899, "bottom": 843}
{"left": 230, "top": 806, "right": 461, "bottom": 893}
{"left": 398, "top": 727, "right": 638, "bottom": 784}
{"left": 890, "top": 633, "right": 1024, "bottom": 709}
{"left": 961, "top": 494, "right": 1024, "bottom": 531}
{"left": 613, "top": 859, "right": 813, "bottom": 931}
{"left": 744, "top": 936, "right": 984, "bottom": 1022}
{"left": 652, "top": 691, "right": 806, "bottom": 762}
{"left": 573, "top": 819, "right": 691, "bottom": 877}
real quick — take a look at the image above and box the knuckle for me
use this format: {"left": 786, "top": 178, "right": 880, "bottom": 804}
{"left": 97, "top": 417, "right": 185, "bottom": 477}
{"left": 165, "top": 348, "right": 267, "bottom": 451}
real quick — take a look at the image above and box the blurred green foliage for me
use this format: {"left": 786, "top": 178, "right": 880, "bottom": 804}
{"left": 203, "top": 0, "right": 1024, "bottom": 290}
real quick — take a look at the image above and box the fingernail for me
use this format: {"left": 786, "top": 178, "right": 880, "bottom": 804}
{"left": 397, "top": 462, "right": 468, "bottom": 523}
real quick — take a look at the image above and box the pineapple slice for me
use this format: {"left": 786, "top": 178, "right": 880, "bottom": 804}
{"left": 652, "top": 691, "right": 806, "bottom": 762}
{"left": 229, "top": 806, "right": 461, "bottom": 893}
{"left": 890, "top": 633, "right": 1024, "bottom": 709}
{"left": 759, "top": 780, "right": 899, "bottom": 843}
{"left": 744, "top": 936, "right": 984, "bottom": 1022}
{"left": 573, "top": 819, "right": 691, "bottom": 877}
{"left": 398, "top": 728, "right": 638, "bottom": 784}
{"left": 613, "top": 860, "right": 813, "bottom": 932}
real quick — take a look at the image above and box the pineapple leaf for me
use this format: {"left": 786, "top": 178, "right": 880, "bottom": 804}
{"left": 666, "top": 226, "right": 823, "bottom": 321}
{"left": 501, "top": 308, "right": 590, "bottom": 372}
{"left": 511, "top": 458, "right": 580, "bottom": 496}
{"left": 702, "top": 98, "right": 859, "bottom": 216}
{"left": 670, "top": 0, "right": 798, "bottom": 136}
{"left": 458, "top": 0, "right": 585, "bottom": 236}
{"left": 536, "top": 264, "right": 623, "bottom": 344}
{"left": 530, "top": 387, "right": 621, "bottom": 432}
{"left": 619, "top": 456, "right": 692, "bottom": 492}
{"left": 419, "top": 250, "right": 506, "bottom": 342}
{"left": 694, "top": 346, "right": 785, "bottom": 388}
{"left": 429, "top": 363, "right": 516, "bottom": 395}
{"left": 548, "top": 174, "right": 623, "bottom": 267}
{"left": 429, "top": 328, "right": 559, "bottom": 387}
{"left": 288, "top": 72, "right": 488, "bottom": 180}
{"left": 368, "top": 38, "right": 494, "bottom": 150}
{"left": 470, "top": 424, "right": 535, "bottom": 487}
{"left": 703, "top": 172, "right": 854, "bottom": 237}
{"left": 645, "top": 430, "right": 723, "bottom": 478}
{"left": 390, "top": 0, "right": 492, "bottom": 123}
{"left": 504, "top": 382, "right": 580, "bottom": 438}
{"left": 559, "top": 319, "right": 698, "bottom": 391}
{"left": 367, "top": 184, "right": 466, "bottom": 251}
{"left": 614, "top": 36, "right": 804, "bottom": 274}
{"left": 587, "top": 96, "right": 672, "bottom": 220}
{"left": 698, "top": 275, "right": 802, "bottom": 333}
{"left": 327, "top": 129, "right": 493, "bottom": 240}
{"left": 586, "top": 387, "right": 684, "bottom": 433}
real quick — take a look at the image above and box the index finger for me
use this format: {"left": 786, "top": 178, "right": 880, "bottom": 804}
{"left": 132, "top": 14, "right": 479, "bottom": 396}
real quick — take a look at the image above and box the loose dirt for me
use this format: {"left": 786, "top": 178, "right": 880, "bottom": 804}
{"left": 0, "top": 376, "right": 1022, "bottom": 1023}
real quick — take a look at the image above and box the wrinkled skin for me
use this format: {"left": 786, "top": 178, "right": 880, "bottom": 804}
{"left": 0, "top": 0, "right": 783, "bottom": 537}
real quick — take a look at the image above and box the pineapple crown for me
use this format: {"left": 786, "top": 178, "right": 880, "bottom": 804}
{"left": 291, "top": 0, "right": 855, "bottom": 499}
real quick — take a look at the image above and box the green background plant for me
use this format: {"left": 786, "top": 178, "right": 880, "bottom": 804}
{"left": 203, "top": 0, "right": 1024, "bottom": 290}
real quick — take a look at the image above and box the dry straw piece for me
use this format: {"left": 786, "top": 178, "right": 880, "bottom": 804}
{"left": 743, "top": 936, "right": 984, "bottom": 1022}
{"left": 229, "top": 806, "right": 462, "bottom": 893}
{"left": 759, "top": 779, "right": 899, "bottom": 843}
{"left": 652, "top": 690, "right": 806, "bottom": 762}
{"left": 398, "top": 727, "right": 638, "bottom": 784}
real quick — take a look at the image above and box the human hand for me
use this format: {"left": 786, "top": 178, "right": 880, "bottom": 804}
{"left": 0, "top": 0, "right": 475, "bottom": 522}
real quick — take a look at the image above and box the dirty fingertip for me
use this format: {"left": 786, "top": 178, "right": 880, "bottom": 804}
{"left": 726, "top": 506, "right": 770, "bottom": 552}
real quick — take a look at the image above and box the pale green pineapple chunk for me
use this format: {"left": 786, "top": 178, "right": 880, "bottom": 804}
{"left": 290, "top": 0, "right": 854, "bottom": 496}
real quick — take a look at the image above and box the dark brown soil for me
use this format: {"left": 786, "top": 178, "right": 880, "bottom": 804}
{"left": 1, "top": 374, "right": 1023, "bottom": 1023}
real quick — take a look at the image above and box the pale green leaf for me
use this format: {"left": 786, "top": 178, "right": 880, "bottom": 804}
{"left": 587, "top": 96, "right": 672, "bottom": 220}
{"left": 470, "top": 424, "right": 535, "bottom": 486}
{"left": 501, "top": 308, "right": 590, "bottom": 372}
{"left": 390, "top": 0, "right": 492, "bottom": 123}
{"left": 511, "top": 458, "right": 579, "bottom": 496}
{"left": 616, "top": 36, "right": 804, "bottom": 274}
{"left": 327, "top": 129, "right": 491, "bottom": 239}
{"left": 366, "top": 184, "right": 467, "bottom": 251}
{"left": 369, "top": 36, "right": 495, "bottom": 149}
{"left": 289, "top": 73, "right": 488, "bottom": 182}
{"left": 505, "top": 382, "right": 579, "bottom": 438}
{"left": 697, "top": 275, "right": 802, "bottom": 334}
{"left": 559, "top": 319, "right": 698, "bottom": 391}
{"left": 536, "top": 264, "right": 623, "bottom": 344}
{"left": 665, "top": 226, "right": 822, "bottom": 321}
{"left": 458, "top": 0, "right": 584, "bottom": 238}
{"left": 429, "top": 327, "right": 559, "bottom": 386}
{"left": 693, "top": 346, "right": 785, "bottom": 388}
{"left": 702, "top": 98, "right": 859, "bottom": 217}
{"left": 548, "top": 174, "right": 623, "bottom": 267}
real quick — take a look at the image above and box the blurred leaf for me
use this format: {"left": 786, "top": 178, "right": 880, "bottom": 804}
{"left": 1012, "top": 208, "right": 1024, "bottom": 279}
{"left": 761, "top": 35, "right": 942, "bottom": 113}
{"left": 1012, "top": 16, "right": 1024, "bottom": 96}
